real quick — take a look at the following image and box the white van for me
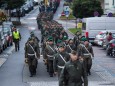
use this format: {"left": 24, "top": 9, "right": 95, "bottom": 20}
{"left": 82, "top": 17, "right": 115, "bottom": 43}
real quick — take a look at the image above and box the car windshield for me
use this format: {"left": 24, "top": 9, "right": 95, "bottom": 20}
{"left": 112, "top": 33, "right": 115, "bottom": 38}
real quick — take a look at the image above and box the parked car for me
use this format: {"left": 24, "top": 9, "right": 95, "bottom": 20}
{"left": 23, "top": 4, "right": 30, "bottom": 14}
{"left": 106, "top": 39, "right": 115, "bottom": 56}
{"left": 102, "top": 33, "right": 115, "bottom": 49}
{"left": 3, "top": 26, "right": 13, "bottom": 47}
{"left": 11, "top": 9, "right": 17, "bottom": 17}
{"left": 2, "top": 22, "right": 14, "bottom": 47}
{"left": 0, "top": 26, "right": 7, "bottom": 51}
{"left": 20, "top": 7, "right": 26, "bottom": 17}
{"left": 34, "top": 0, "right": 38, "bottom": 5}
{"left": 94, "top": 31, "right": 106, "bottom": 46}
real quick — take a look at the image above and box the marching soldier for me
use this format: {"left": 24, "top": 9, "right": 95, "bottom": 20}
{"left": 59, "top": 51, "right": 88, "bottom": 86}
{"left": 61, "top": 29, "right": 68, "bottom": 41}
{"left": 30, "top": 32, "right": 40, "bottom": 57}
{"left": 44, "top": 37, "right": 57, "bottom": 77}
{"left": 25, "top": 38, "right": 39, "bottom": 77}
{"left": 73, "top": 31, "right": 81, "bottom": 49}
{"left": 77, "top": 37, "right": 93, "bottom": 75}
{"left": 53, "top": 44, "right": 70, "bottom": 77}
{"left": 84, "top": 41, "right": 94, "bottom": 75}
{"left": 66, "top": 39, "right": 76, "bottom": 53}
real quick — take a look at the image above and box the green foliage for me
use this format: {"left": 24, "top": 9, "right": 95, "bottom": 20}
{"left": 72, "top": 0, "right": 103, "bottom": 18}
{"left": 4, "top": 0, "right": 25, "bottom": 9}
{"left": 0, "top": 0, "right": 5, "bottom": 7}
{"left": 60, "top": 13, "right": 76, "bottom": 20}
{"left": 68, "top": 28, "right": 82, "bottom": 34}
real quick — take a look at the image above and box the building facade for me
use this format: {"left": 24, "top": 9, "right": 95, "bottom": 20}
{"left": 100, "top": 0, "right": 115, "bottom": 14}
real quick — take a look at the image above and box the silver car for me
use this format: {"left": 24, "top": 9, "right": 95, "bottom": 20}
{"left": 94, "top": 31, "right": 107, "bottom": 46}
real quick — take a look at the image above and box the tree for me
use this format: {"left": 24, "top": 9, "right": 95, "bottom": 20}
{"left": 4, "top": 0, "right": 26, "bottom": 21}
{"left": 5, "top": 0, "right": 25, "bottom": 10}
{"left": 72, "top": 0, "right": 103, "bottom": 18}
{"left": 0, "top": 0, "right": 6, "bottom": 8}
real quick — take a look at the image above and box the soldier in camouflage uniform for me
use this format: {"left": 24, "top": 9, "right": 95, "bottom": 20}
{"left": 44, "top": 37, "right": 57, "bottom": 77}
{"left": 53, "top": 44, "right": 70, "bottom": 77}
{"left": 59, "top": 51, "right": 88, "bottom": 86}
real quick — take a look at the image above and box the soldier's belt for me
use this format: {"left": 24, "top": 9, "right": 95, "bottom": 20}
{"left": 27, "top": 53, "right": 35, "bottom": 56}
{"left": 47, "top": 55, "right": 54, "bottom": 57}
{"left": 58, "top": 65, "right": 64, "bottom": 69}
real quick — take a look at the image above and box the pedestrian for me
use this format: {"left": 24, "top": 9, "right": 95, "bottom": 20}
{"left": 45, "top": 37, "right": 57, "bottom": 77}
{"left": 12, "top": 27, "right": 21, "bottom": 52}
{"left": 106, "top": 32, "right": 113, "bottom": 56}
{"left": 59, "top": 51, "right": 88, "bottom": 86}
{"left": 53, "top": 43, "right": 70, "bottom": 77}
{"left": 25, "top": 38, "right": 39, "bottom": 77}
{"left": 107, "top": 32, "right": 113, "bottom": 42}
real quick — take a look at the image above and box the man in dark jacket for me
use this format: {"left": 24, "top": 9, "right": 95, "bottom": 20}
{"left": 59, "top": 51, "right": 88, "bottom": 86}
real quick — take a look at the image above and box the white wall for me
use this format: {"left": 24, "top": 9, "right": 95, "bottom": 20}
{"left": 104, "top": 0, "right": 115, "bottom": 14}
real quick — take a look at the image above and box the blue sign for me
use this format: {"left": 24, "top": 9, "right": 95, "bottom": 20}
{"left": 94, "top": 11, "right": 99, "bottom": 17}
{"left": 108, "top": 13, "right": 113, "bottom": 17}
{"left": 64, "top": 11, "right": 69, "bottom": 15}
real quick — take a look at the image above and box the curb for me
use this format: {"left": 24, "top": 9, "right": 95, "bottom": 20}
{"left": 0, "top": 58, "right": 7, "bottom": 67}
{"left": 59, "top": 18, "right": 76, "bottom": 20}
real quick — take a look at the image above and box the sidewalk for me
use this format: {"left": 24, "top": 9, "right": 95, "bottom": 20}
{"left": 0, "top": 6, "right": 39, "bottom": 69}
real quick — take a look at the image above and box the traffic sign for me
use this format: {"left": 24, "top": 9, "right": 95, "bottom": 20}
{"left": 64, "top": 6, "right": 69, "bottom": 12}
{"left": 94, "top": 11, "right": 99, "bottom": 17}
{"left": 108, "top": 13, "right": 113, "bottom": 17}
{"left": 64, "top": 11, "right": 69, "bottom": 15}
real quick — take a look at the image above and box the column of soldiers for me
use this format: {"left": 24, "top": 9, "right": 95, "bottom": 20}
{"left": 35, "top": 12, "right": 95, "bottom": 86}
